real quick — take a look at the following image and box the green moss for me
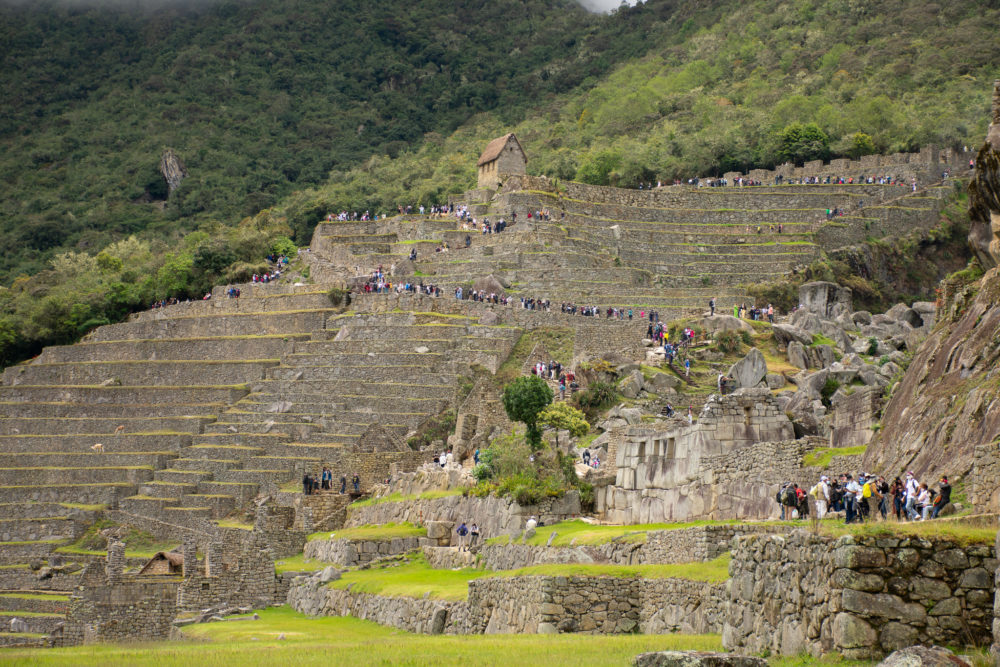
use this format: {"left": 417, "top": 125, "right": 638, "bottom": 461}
{"left": 308, "top": 522, "right": 426, "bottom": 542}
{"left": 802, "top": 445, "right": 868, "bottom": 468}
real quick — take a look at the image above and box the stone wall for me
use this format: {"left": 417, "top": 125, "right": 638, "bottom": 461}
{"left": 465, "top": 575, "right": 725, "bottom": 635}
{"left": 176, "top": 530, "right": 286, "bottom": 612}
{"left": 289, "top": 573, "right": 470, "bottom": 635}
{"left": 969, "top": 443, "right": 1000, "bottom": 514}
{"left": 644, "top": 524, "right": 793, "bottom": 564}
{"left": 600, "top": 390, "right": 800, "bottom": 523}
{"left": 723, "top": 530, "right": 996, "bottom": 660}
{"left": 345, "top": 491, "right": 581, "bottom": 545}
{"left": 303, "top": 535, "right": 434, "bottom": 566}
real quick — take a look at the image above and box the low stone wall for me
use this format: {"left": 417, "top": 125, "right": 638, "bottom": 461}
{"left": 476, "top": 541, "right": 643, "bottom": 571}
{"left": 62, "top": 576, "right": 179, "bottom": 646}
{"left": 723, "top": 530, "right": 997, "bottom": 660}
{"left": 465, "top": 575, "right": 725, "bottom": 635}
{"left": 303, "top": 535, "right": 431, "bottom": 566}
{"left": 345, "top": 492, "right": 581, "bottom": 546}
{"left": 288, "top": 575, "right": 470, "bottom": 634}
{"left": 644, "top": 524, "right": 792, "bottom": 564}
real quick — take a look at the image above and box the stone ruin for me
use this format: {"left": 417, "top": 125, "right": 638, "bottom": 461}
{"left": 599, "top": 389, "right": 797, "bottom": 523}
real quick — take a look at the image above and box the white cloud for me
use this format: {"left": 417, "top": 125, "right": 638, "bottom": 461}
{"left": 575, "top": 0, "right": 638, "bottom": 13}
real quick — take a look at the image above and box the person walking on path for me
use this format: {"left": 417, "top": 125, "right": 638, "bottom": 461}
{"left": 470, "top": 523, "right": 480, "bottom": 548}
{"left": 456, "top": 522, "right": 469, "bottom": 551}
{"left": 340, "top": 474, "right": 347, "bottom": 494}
{"left": 352, "top": 473, "right": 360, "bottom": 493}
{"left": 709, "top": 297, "right": 716, "bottom": 316}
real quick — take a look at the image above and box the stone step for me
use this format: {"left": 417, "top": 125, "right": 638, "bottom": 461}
{"left": 119, "top": 495, "right": 177, "bottom": 515}
{"left": 280, "top": 352, "right": 442, "bottom": 368}
{"left": 0, "top": 593, "right": 69, "bottom": 614}
{"left": 0, "top": 502, "right": 102, "bottom": 520}
{"left": 192, "top": 433, "right": 290, "bottom": 448}
{"left": 248, "top": 380, "right": 454, "bottom": 400}
{"left": 36, "top": 335, "right": 307, "bottom": 364}
{"left": 242, "top": 395, "right": 446, "bottom": 414}
{"left": 0, "top": 402, "right": 222, "bottom": 419}
{"left": 85, "top": 310, "right": 336, "bottom": 342}
{"left": 161, "top": 506, "right": 213, "bottom": 522}
{"left": 0, "top": 433, "right": 191, "bottom": 454}
{"left": 195, "top": 481, "right": 258, "bottom": 506}
{"left": 266, "top": 367, "right": 454, "bottom": 384}
{"left": 130, "top": 292, "right": 333, "bottom": 321}
{"left": 183, "top": 445, "right": 266, "bottom": 461}
{"left": 0, "top": 483, "right": 136, "bottom": 506}
{"left": 0, "top": 385, "right": 248, "bottom": 407}
{"left": 0, "top": 467, "right": 154, "bottom": 486}
{"left": 0, "top": 518, "right": 79, "bottom": 543}
{"left": 214, "top": 469, "right": 293, "bottom": 485}
{"left": 170, "top": 458, "right": 242, "bottom": 473}
{"left": 201, "top": 421, "right": 316, "bottom": 436}
{"left": 0, "top": 416, "right": 209, "bottom": 436}
{"left": 2, "top": 360, "right": 279, "bottom": 388}
{"left": 246, "top": 455, "right": 321, "bottom": 471}
{"left": 138, "top": 481, "right": 196, "bottom": 499}
{"left": 0, "top": 541, "right": 65, "bottom": 563}
{"left": 2, "top": 452, "right": 177, "bottom": 469}
{"left": 0, "top": 631, "right": 48, "bottom": 648}
{"left": 175, "top": 494, "right": 235, "bottom": 518}
{"left": 154, "top": 469, "right": 213, "bottom": 485}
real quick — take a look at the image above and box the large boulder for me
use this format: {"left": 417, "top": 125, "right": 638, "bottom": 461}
{"left": 634, "top": 652, "right": 768, "bottom": 667}
{"left": 787, "top": 341, "right": 809, "bottom": 370}
{"left": 645, "top": 371, "right": 681, "bottom": 394}
{"left": 885, "top": 303, "right": 924, "bottom": 329}
{"left": 799, "top": 281, "right": 853, "bottom": 315}
{"left": 876, "top": 645, "right": 970, "bottom": 667}
{"left": 772, "top": 324, "right": 813, "bottom": 348}
{"left": 620, "top": 370, "right": 644, "bottom": 399}
{"left": 472, "top": 274, "right": 508, "bottom": 296}
{"left": 698, "top": 315, "right": 752, "bottom": 333}
{"left": 728, "top": 348, "right": 767, "bottom": 389}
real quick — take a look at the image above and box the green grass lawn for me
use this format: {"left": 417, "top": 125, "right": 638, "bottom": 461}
{"left": 802, "top": 445, "right": 868, "bottom": 468}
{"left": 273, "top": 553, "right": 329, "bottom": 575}
{"left": 0, "top": 607, "right": 728, "bottom": 666}
{"left": 348, "top": 489, "right": 463, "bottom": 509}
{"left": 307, "top": 521, "right": 426, "bottom": 542}
{"left": 330, "top": 554, "right": 487, "bottom": 601}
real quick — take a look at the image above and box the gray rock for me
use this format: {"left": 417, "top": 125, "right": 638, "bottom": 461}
{"left": 810, "top": 344, "right": 835, "bottom": 370}
{"left": 852, "top": 311, "right": 873, "bottom": 325}
{"left": 772, "top": 324, "right": 813, "bottom": 348}
{"left": 832, "top": 612, "right": 877, "bottom": 649}
{"left": 633, "top": 652, "right": 768, "bottom": 667}
{"left": 414, "top": 346, "right": 430, "bottom": 354}
{"left": 876, "top": 645, "right": 970, "bottom": 666}
{"left": 646, "top": 372, "right": 681, "bottom": 393}
{"left": 885, "top": 304, "right": 924, "bottom": 328}
{"left": 698, "top": 315, "right": 752, "bottom": 333}
{"left": 765, "top": 373, "right": 785, "bottom": 390}
{"left": 618, "top": 407, "right": 643, "bottom": 425}
{"left": 787, "top": 341, "right": 809, "bottom": 370}
{"left": 621, "top": 370, "right": 644, "bottom": 399}
{"left": 728, "top": 348, "right": 768, "bottom": 389}
{"left": 318, "top": 566, "right": 341, "bottom": 583}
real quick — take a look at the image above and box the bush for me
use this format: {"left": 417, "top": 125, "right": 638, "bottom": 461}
{"left": 327, "top": 287, "right": 351, "bottom": 307}
{"left": 715, "top": 329, "right": 742, "bottom": 354}
{"left": 866, "top": 337, "right": 879, "bottom": 356}
{"left": 820, "top": 377, "right": 841, "bottom": 407}
{"left": 739, "top": 330, "right": 753, "bottom": 346}
{"left": 575, "top": 381, "right": 619, "bottom": 412}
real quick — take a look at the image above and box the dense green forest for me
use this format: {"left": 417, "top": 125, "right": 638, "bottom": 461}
{"left": 0, "top": 0, "right": 998, "bottom": 368}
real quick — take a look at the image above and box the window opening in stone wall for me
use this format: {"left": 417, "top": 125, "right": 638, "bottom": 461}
{"left": 666, "top": 437, "right": 676, "bottom": 459}
{"left": 744, "top": 406, "right": 752, "bottom": 426}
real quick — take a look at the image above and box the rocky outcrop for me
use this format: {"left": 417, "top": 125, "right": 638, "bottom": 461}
{"left": 158, "top": 149, "right": 187, "bottom": 194}
{"left": 634, "top": 653, "right": 767, "bottom": 667}
{"left": 865, "top": 85, "right": 1000, "bottom": 493}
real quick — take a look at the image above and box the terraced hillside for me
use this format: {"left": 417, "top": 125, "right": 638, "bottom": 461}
{"left": 310, "top": 174, "right": 957, "bottom": 320}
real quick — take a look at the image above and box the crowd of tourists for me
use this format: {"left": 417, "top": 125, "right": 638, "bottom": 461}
{"left": 777, "top": 470, "right": 952, "bottom": 523}
{"left": 303, "top": 468, "right": 360, "bottom": 495}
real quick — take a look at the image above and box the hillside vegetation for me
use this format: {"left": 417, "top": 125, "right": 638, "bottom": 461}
{"left": 0, "top": 0, "right": 997, "bottom": 369}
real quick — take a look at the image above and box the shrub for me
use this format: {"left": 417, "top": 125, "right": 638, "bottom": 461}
{"left": 866, "top": 337, "right": 879, "bottom": 356}
{"left": 715, "top": 329, "right": 742, "bottom": 354}
{"left": 328, "top": 287, "right": 351, "bottom": 307}
{"left": 575, "top": 381, "right": 619, "bottom": 412}
{"left": 502, "top": 376, "right": 554, "bottom": 450}
{"left": 739, "top": 330, "right": 753, "bottom": 346}
{"left": 820, "top": 377, "right": 840, "bottom": 407}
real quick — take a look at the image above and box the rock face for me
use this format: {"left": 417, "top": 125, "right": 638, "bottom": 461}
{"left": 634, "top": 652, "right": 768, "bottom": 667}
{"left": 798, "top": 281, "right": 852, "bottom": 316}
{"left": 968, "top": 79, "right": 1000, "bottom": 270}
{"left": 728, "top": 348, "right": 767, "bottom": 389}
{"left": 876, "top": 645, "right": 971, "bottom": 667}
{"left": 159, "top": 149, "right": 187, "bottom": 194}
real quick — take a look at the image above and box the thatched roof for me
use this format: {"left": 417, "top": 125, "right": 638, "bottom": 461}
{"left": 138, "top": 550, "right": 184, "bottom": 574}
{"left": 477, "top": 133, "right": 527, "bottom": 167}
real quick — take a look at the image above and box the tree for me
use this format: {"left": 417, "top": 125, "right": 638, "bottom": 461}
{"left": 502, "top": 376, "right": 553, "bottom": 450}
{"left": 846, "top": 132, "right": 877, "bottom": 160}
{"left": 537, "top": 402, "right": 589, "bottom": 449}
{"left": 776, "top": 122, "right": 830, "bottom": 164}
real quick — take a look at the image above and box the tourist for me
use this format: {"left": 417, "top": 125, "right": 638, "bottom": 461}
{"left": 917, "top": 483, "right": 933, "bottom": 520}
{"left": 470, "top": 523, "right": 480, "bottom": 548}
{"left": 321, "top": 467, "right": 331, "bottom": 491}
{"left": 876, "top": 476, "right": 890, "bottom": 520}
{"left": 525, "top": 516, "right": 537, "bottom": 532}
{"left": 302, "top": 472, "right": 312, "bottom": 495}
{"left": 890, "top": 476, "right": 904, "bottom": 520}
{"left": 844, "top": 474, "right": 861, "bottom": 523}
{"left": 687, "top": 406, "right": 693, "bottom": 425}
{"left": 929, "top": 476, "right": 951, "bottom": 519}
{"left": 352, "top": 473, "right": 360, "bottom": 493}
{"left": 456, "top": 522, "right": 469, "bottom": 551}
{"left": 904, "top": 472, "right": 921, "bottom": 520}
{"left": 709, "top": 297, "right": 715, "bottom": 316}
{"left": 684, "top": 358, "right": 691, "bottom": 378}
{"left": 811, "top": 476, "right": 831, "bottom": 520}
{"left": 777, "top": 482, "right": 793, "bottom": 520}
{"left": 473, "top": 448, "right": 480, "bottom": 465}
{"left": 582, "top": 449, "right": 590, "bottom": 466}
{"left": 340, "top": 474, "right": 347, "bottom": 494}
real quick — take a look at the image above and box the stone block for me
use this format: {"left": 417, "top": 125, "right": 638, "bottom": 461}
{"left": 878, "top": 622, "right": 919, "bottom": 652}
{"left": 841, "top": 590, "right": 926, "bottom": 623}
{"left": 833, "top": 545, "right": 887, "bottom": 569}
{"left": 831, "top": 568, "right": 885, "bottom": 593}
{"left": 832, "top": 612, "right": 877, "bottom": 649}
{"left": 425, "top": 521, "right": 453, "bottom": 540}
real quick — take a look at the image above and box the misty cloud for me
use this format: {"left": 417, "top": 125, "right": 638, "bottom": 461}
{"left": 575, "top": 0, "right": 638, "bottom": 12}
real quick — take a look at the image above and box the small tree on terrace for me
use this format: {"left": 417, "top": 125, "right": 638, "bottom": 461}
{"left": 502, "top": 375, "right": 553, "bottom": 451}
{"left": 537, "top": 402, "right": 589, "bottom": 450}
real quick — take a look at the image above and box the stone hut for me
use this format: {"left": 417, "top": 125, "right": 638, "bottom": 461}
{"left": 477, "top": 133, "right": 527, "bottom": 189}
{"left": 138, "top": 551, "right": 184, "bottom": 576}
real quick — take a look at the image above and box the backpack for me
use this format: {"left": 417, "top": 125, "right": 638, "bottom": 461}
{"left": 808, "top": 484, "right": 819, "bottom": 498}
{"left": 457, "top": 525, "right": 468, "bottom": 536}
{"left": 781, "top": 487, "right": 796, "bottom": 505}
{"left": 862, "top": 483, "right": 872, "bottom": 498}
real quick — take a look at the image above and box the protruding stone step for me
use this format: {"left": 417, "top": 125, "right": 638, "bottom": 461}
{"left": 119, "top": 495, "right": 177, "bottom": 515}
{"left": 185, "top": 445, "right": 265, "bottom": 461}
{"left": 162, "top": 506, "right": 212, "bottom": 522}
{"left": 170, "top": 458, "right": 240, "bottom": 474}
{"left": 154, "top": 469, "right": 213, "bottom": 485}
{"left": 196, "top": 481, "right": 259, "bottom": 506}
{"left": 214, "top": 469, "right": 292, "bottom": 485}
{"left": 138, "top": 481, "right": 196, "bottom": 499}
{"left": 175, "top": 494, "right": 235, "bottom": 519}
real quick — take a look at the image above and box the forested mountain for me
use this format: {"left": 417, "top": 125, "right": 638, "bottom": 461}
{"left": 0, "top": 0, "right": 998, "bottom": 368}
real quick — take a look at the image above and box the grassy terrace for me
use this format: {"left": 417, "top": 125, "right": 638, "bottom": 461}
{"left": 0, "top": 607, "right": 881, "bottom": 666}
{"left": 348, "top": 489, "right": 464, "bottom": 509}
{"left": 490, "top": 519, "right": 746, "bottom": 546}
{"left": 307, "top": 522, "right": 426, "bottom": 542}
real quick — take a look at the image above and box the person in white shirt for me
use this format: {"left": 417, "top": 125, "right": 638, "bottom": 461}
{"left": 904, "top": 472, "right": 921, "bottom": 521}
{"left": 813, "top": 476, "right": 831, "bottom": 520}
